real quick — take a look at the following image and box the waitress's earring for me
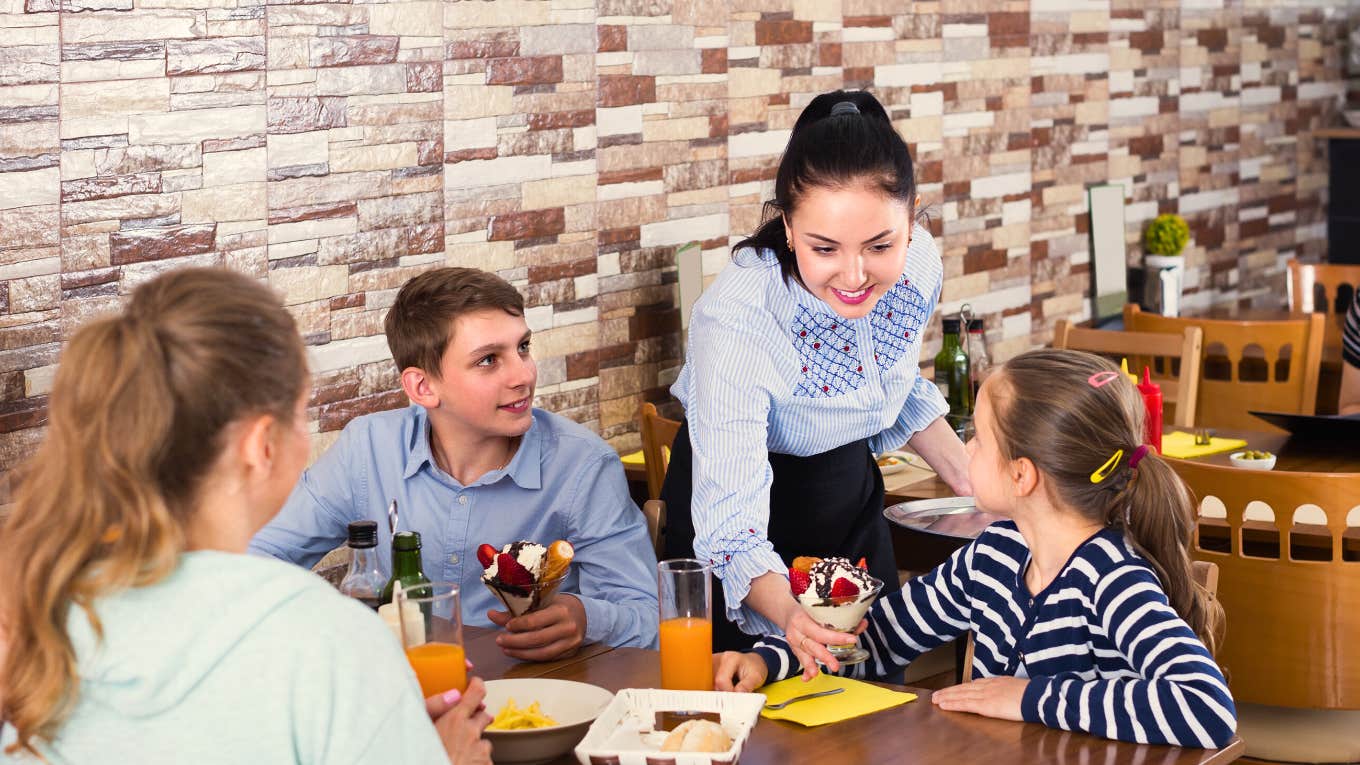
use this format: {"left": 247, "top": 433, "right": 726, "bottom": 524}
{"left": 786, "top": 239, "right": 793, "bottom": 250}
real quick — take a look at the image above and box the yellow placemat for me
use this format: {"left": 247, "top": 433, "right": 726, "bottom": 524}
{"left": 620, "top": 449, "right": 645, "bottom": 466}
{"left": 1161, "top": 431, "right": 1248, "bottom": 459}
{"left": 759, "top": 672, "right": 916, "bottom": 727}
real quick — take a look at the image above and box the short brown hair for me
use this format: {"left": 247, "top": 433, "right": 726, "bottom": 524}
{"left": 384, "top": 267, "right": 525, "bottom": 375}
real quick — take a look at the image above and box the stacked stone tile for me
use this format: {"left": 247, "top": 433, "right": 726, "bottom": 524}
{"left": 1, "top": 1, "right": 1356, "bottom": 501}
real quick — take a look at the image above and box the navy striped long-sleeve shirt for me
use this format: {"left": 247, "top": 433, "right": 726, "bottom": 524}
{"left": 752, "top": 521, "right": 1237, "bottom": 748}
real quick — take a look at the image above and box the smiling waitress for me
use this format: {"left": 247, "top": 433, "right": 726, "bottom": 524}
{"left": 662, "top": 90, "right": 973, "bottom": 672}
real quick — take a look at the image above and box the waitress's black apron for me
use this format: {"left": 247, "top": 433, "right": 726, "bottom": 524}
{"left": 661, "top": 420, "right": 902, "bottom": 654}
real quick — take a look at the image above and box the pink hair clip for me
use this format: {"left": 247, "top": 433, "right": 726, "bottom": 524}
{"left": 1129, "top": 444, "right": 1151, "bottom": 469}
{"left": 1087, "top": 371, "right": 1119, "bottom": 388}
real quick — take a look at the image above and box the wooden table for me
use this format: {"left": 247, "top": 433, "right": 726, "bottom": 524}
{"left": 464, "top": 635, "right": 1244, "bottom": 764}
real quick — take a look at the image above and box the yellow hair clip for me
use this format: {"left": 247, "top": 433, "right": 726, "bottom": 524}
{"left": 1090, "top": 449, "right": 1124, "bottom": 484}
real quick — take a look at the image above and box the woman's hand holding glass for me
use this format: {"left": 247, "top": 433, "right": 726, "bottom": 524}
{"left": 424, "top": 676, "right": 493, "bottom": 765}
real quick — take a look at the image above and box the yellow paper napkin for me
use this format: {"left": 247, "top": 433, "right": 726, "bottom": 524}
{"left": 1161, "top": 431, "right": 1248, "bottom": 459}
{"left": 759, "top": 672, "right": 916, "bottom": 727}
{"left": 620, "top": 449, "right": 645, "bottom": 466}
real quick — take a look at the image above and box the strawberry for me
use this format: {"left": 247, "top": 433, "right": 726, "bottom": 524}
{"left": 495, "top": 552, "right": 534, "bottom": 593}
{"left": 788, "top": 568, "right": 811, "bottom": 596}
{"left": 476, "top": 543, "right": 498, "bottom": 569}
{"left": 829, "top": 577, "right": 860, "bottom": 599}
{"left": 855, "top": 557, "right": 868, "bottom": 570}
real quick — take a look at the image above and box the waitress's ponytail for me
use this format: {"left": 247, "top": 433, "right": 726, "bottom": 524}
{"left": 0, "top": 268, "right": 307, "bottom": 757}
{"left": 737, "top": 89, "right": 916, "bottom": 284}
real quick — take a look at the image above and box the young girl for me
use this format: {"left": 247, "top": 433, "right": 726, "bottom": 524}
{"left": 663, "top": 89, "right": 971, "bottom": 665}
{"left": 0, "top": 269, "right": 491, "bottom": 764}
{"left": 715, "top": 349, "right": 1237, "bottom": 749}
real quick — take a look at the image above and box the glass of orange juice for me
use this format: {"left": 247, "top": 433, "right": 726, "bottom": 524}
{"left": 658, "top": 559, "right": 713, "bottom": 691}
{"left": 396, "top": 582, "right": 467, "bottom": 698}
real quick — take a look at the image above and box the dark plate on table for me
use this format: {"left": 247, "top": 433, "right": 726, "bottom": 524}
{"left": 1249, "top": 410, "right": 1360, "bottom": 440}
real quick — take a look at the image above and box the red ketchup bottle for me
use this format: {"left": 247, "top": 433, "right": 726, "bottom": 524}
{"left": 1137, "top": 367, "right": 1163, "bottom": 454}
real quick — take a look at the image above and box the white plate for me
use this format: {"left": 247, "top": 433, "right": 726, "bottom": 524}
{"left": 875, "top": 451, "right": 934, "bottom": 476}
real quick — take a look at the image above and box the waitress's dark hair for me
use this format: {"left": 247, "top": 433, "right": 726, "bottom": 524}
{"left": 735, "top": 90, "right": 917, "bottom": 284}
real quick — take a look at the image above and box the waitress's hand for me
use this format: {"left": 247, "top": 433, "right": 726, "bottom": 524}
{"left": 780, "top": 604, "right": 862, "bottom": 680}
{"left": 744, "top": 573, "right": 861, "bottom": 680}
{"left": 907, "top": 417, "right": 973, "bottom": 497}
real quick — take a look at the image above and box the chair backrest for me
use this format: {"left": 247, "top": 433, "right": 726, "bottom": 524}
{"left": 637, "top": 402, "right": 681, "bottom": 501}
{"left": 1287, "top": 258, "right": 1360, "bottom": 358}
{"left": 1123, "top": 304, "right": 1325, "bottom": 431}
{"left": 1052, "top": 319, "right": 1204, "bottom": 428}
{"left": 1170, "top": 458, "right": 1360, "bottom": 709}
{"left": 641, "top": 499, "right": 666, "bottom": 558}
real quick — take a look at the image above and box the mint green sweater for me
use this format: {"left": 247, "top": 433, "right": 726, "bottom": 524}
{"left": 3, "top": 551, "right": 447, "bottom": 764}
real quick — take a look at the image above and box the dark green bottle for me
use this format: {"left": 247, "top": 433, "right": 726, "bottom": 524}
{"left": 933, "top": 317, "right": 973, "bottom": 424}
{"left": 381, "top": 531, "right": 432, "bottom": 604}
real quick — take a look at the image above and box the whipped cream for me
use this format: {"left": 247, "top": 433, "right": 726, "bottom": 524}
{"left": 484, "top": 540, "right": 547, "bottom": 581}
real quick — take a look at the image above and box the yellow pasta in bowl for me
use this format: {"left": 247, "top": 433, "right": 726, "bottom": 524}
{"left": 488, "top": 699, "right": 559, "bottom": 731}
{"left": 481, "top": 678, "right": 614, "bottom": 764}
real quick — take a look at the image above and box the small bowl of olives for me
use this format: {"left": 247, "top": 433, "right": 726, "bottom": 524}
{"left": 1229, "top": 450, "right": 1276, "bottom": 471}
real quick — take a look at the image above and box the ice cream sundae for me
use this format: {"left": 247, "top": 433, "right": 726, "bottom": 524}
{"left": 478, "top": 539, "right": 574, "bottom": 617}
{"left": 788, "top": 556, "right": 882, "bottom": 664}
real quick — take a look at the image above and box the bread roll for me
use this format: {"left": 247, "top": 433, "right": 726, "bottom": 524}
{"left": 659, "top": 720, "right": 732, "bottom": 753}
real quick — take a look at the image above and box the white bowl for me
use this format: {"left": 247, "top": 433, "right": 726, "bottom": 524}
{"left": 1229, "top": 451, "right": 1276, "bottom": 471}
{"left": 483, "top": 678, "right": 614, "bottom": 765}
{"left": 1344, "top": 110, "right": 1360, "bottom": 128}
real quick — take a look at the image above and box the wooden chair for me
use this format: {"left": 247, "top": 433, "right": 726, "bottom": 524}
{"left": 1170, "top": 459, "right": 1360, "bottom": 763}
{"left": 638, "top": 402, "right": 680, "bottom": 501}
{"left": 1052, "top": 319, "right": 1204, "bottom": 428}
{"left": 1124, "top": 304, "right": 1325, "bottom": 431}
{"left": 1287, "top": 258, "right": 1360, "bottom": 355}
{"left": 638, "top": 402, "right": 681, "bottom": 557}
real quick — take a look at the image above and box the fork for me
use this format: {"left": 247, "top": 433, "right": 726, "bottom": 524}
{"left": 763, "top": 687, "right": 845, "bottom": 710}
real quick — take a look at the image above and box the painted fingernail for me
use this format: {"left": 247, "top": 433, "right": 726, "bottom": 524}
{"left": 442, "top": 689, "right": 462, "bottom": 705}
{"left": 465, "top": 659, "right": 474, "bottom": 669}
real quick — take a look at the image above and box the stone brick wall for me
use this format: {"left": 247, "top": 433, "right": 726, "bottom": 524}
{"left": 1, "top": 0, "right": 1355, "bottom": 500}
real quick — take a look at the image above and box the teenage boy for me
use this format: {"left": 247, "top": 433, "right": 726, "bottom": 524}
{"left": 251, "top": 268, "right": 659, "bottom": 658}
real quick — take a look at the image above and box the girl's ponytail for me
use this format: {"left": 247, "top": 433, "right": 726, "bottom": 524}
{"left": 1115, "top": 452, "right": 1224, "bottom": 655}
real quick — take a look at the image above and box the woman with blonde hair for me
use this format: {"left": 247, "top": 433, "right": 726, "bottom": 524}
{"left": 0, "top": 268, "right": 491, "bottom": 764}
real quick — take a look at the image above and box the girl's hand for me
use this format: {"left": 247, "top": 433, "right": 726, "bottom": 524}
{"left": 781, "top": 606, "right": 859, "bottom": 680}
{"left": 713, "top": 651, "right": 768, "bottom": 692}
{"left": 429, "top": 677, "right": 494, "bottom": 765}
{"left": 930, "top": 677, "right": 1028, "bottom": 721}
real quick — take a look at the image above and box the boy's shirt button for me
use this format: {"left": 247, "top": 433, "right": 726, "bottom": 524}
{"left": 449, "top": 554, "right": 459, "bottom": 564}
{"left": 458, "top": 495, "right": 468, "bottom": 505}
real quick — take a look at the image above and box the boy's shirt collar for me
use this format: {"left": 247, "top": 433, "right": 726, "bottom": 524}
{"left": 402, "top": 406, "right": 544, "bottom": 490}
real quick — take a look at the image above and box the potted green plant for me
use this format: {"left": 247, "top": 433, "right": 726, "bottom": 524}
{"left": 1141, "top": 214, "right": 1189, "bottom": 316}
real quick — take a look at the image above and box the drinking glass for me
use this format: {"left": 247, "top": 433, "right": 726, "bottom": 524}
{"left": 396, "top": 582, "right": 467, "bottom": 698}
{"left": 657, "top": 559, "right": 713, "bottom": 691}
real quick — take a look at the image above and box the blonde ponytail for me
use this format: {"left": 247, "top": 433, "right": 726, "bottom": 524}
{"left": 0, "top": 268, "right": 306, "bottom": 756}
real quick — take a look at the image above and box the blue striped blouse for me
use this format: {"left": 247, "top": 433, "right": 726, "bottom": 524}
{"left": 752, "top": 521, "right": 1237, "bottom": 749}
{"left": 670, "top": 224, "right": 949, "bottom": 635}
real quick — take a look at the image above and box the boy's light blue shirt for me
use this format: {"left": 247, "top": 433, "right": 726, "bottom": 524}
{"left": 1, "top": 552, "right": 446, "bottom": 764}
{"left": 250, "top": 405, "right": 659, "bottom": 649}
